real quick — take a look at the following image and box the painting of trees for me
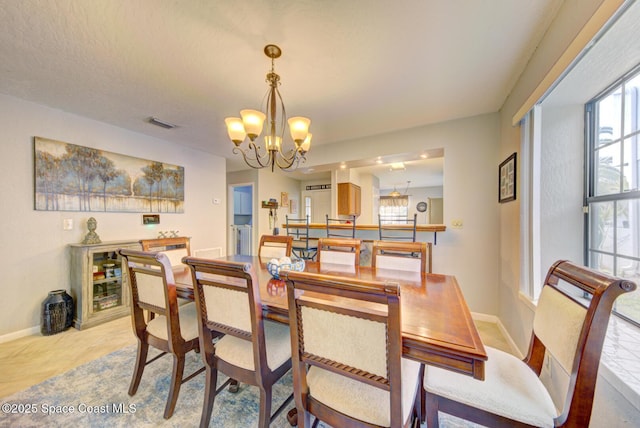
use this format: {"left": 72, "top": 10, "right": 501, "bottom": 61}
{"left": 34, "top": 137, "right": 184, "bottom": 212}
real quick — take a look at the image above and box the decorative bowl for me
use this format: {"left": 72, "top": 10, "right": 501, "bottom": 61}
{"left": 267, "top": 258, "right": 305, "bottom": 279}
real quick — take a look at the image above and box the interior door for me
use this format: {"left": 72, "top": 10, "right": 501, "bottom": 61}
{"left": 301, "top": 190, "right": 331, "bottom": 223}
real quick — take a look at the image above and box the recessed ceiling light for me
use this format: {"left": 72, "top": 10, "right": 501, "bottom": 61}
{"left": 420, "top": 153, "right": 428, "bottom": 159}
{"left": 390, "top": 162, "right": 405, "bottom": 171}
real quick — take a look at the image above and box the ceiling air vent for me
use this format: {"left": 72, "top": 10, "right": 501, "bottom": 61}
{"left": 147, "top": 116, "right": 177, "bottom": 129}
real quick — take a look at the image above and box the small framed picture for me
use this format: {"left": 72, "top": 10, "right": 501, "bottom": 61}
{"left": 280, "top": 192, "right": 289, "bottom": 208}
{"left": 142, "top": 214, "right": 160, "bottom": 225}
{"left": 498, "top": 152, "right": 517, "bottom": 203}
{"left": 289, "top": 198, "right": 298, "bottom": 214}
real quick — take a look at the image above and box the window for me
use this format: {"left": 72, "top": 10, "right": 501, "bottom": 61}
{"left": 379, "top": 196, "right": 408, "bottom": 222}
{"left": 304, "top": 196, "right": 311, "bottom": 219}
{"left": 586, "top": 65, "right": 640, "bottom": 326}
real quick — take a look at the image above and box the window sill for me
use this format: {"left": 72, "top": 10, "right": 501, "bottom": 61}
{"left": 600, "top": 315, "right": 640, "bottom": 411}
{"left": 518, "top": 290, "right": 537, "bottom": 312}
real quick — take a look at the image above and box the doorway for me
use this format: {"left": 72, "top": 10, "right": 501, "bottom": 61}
{"left": 228, "top": 183, "right": 254, "bottom": 256}
{"left": 301, "top": 189, "right": 331, "bottom": 223}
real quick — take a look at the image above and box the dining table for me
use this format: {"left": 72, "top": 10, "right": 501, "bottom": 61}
{"left": 173, "top": 255, "right": 487, "bottom": 380}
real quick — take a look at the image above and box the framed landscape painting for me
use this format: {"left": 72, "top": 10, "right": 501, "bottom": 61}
{"left": 34, "top": 137, "right": 184, "bottom": 212}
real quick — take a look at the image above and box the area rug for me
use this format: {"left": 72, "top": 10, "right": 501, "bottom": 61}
{"left": 0, "top": 345, "right": 478, "bottom": 427}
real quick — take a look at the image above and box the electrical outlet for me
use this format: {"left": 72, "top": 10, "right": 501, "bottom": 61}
{"left": 212, "top": 198, "right": 221, "bottom": 205}
{"left": 451, "top": 219, "right": 463, "bottom": 229}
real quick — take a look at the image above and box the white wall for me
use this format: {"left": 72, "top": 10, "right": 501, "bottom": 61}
{"left": 257, "top": 169, "right": 301, "bottom": 240}
{"left": 358, "top": 173, "right": 379, "bottom": 224}
{"left": 0, "top": 94, "right": 227, "bottom": 337}
{"left": 307, "top": 113, "right": 500, "bottom": 314}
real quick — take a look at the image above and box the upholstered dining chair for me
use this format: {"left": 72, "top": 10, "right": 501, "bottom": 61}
{"left": 371, "top": 240, "right": 432, "bottom": 273}
{"left": 316, "top": 237, "right": 362, "bottom": 266}
{"left": 140, "top": 236, "right": 191, "bottom": 270}
{"left": 423, "top": 260, "right": 637, "bottom": 428}
{"left": 284, "top": 270, "right": 423, "bottom": 428}
{"left": 183, "top": 256, "right": 293, "bottom": 428}
{"left": 118, "top": 249, "right": 202, "bottom": 419}
{"left": 258, "top": 234, "right": 293, "bottom": 260}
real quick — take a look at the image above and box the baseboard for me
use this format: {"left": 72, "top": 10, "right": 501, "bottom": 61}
{"left": 0, "top": 325, "right": 40, "bottom": 344}
{"left": 470, "top": 312, "right": 497, "bottom": 323}
{"left": 471, "top": 312, "right": 524, "bottom": 359}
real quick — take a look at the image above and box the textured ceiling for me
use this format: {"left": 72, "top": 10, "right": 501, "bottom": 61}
{"left": 0, "top": 0, "right": 563, "bottom": 186}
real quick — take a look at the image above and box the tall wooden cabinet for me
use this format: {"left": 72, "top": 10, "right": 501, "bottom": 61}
{"left": 337, "top": 182, "right": 361, "bottom": 216}
{"left": 69, "top": 240, "right": 140, "bottom": 329}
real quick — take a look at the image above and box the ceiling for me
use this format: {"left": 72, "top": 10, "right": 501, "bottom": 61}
{"left": 0, "top": 0, "right": 563, "bottom": 189}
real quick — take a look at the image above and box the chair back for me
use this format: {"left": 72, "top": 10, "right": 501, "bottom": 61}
{"left": 372, "top": 240, "right": 431, "bottom": 273}
{"left": 286, "top": 215, "right": 318, "bottom": 260}
{"left": 258, "top": 235, "right": 293, "bottom": 260}
{"left": 183, "top": 257, "right": 269, "bottom": 373}
{"left": 325, "top": 214, "right": 356, "bottom": 238}
{"left": 316, "top": 237, "right": 361, "bottom": 266}
{"left": 119, "top": 249, "right": 183, "bottom": 345}
{"left": 285, "top": 270, "right": 407, "bottom": 426}
{"left": 192, "top": 247, "right": 223, "bottom": 259}
{"left": 528, "top": 260, "right": 637, "bottom": 426}
{"left": 378, "top": 213, "right": 417, "bottom": 242}
{"left": 140, "top": 237, "right": 191, "bottom": 269}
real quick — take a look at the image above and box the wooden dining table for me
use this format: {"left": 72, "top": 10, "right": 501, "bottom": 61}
{"left": 173, "top": 255, "right": 487, "bottom": 380}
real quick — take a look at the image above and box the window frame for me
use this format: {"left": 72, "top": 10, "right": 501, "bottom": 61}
{"left": 585, "top": 63, "right": 640, "bottom": 328}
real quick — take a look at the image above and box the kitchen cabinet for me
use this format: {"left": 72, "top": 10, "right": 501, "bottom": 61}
{"left": 337, "top": 182, "right": 361, "bottom": 216}
{"left": 234, "top": 191, "right": 252, "bottom": 215}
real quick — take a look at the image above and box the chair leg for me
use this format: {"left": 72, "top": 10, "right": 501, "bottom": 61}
{"left": 424, "top": 391, "right": 440, "bottom": 428}
{"left": 258, "top": 386, "right": 273, "bottom": 428}
{"left": 164, "top": 354, "right": 185, "bottom": 419}
{"left": 128, "top": 341, "right": 149, "bottom": 396}
{"left": 199, "top": 366, "right": 218, "bottom": 428}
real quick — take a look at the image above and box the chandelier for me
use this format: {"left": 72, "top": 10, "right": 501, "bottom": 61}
{"left": 225, "top": 44, "right": 311, "bottom": 172}
{"left": 388, "top": 181, "right": 411, "bottom": 198}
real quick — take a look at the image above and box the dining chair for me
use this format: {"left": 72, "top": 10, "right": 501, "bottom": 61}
{"left": 192, "top": 247, "right": 223, "bottom": 259}
{"left": 378, "top": 213, "right": 417, "bottom": 242}
{"left": 371, "top": 240, "right": 431, "bottom": 273}
{"left": 183, "top": 256, "right": 293, "bottom": 428}
{"left": 285, "top": 215, "right": 318, "bottom": 260}
{"left": 316, "top": 237, "right": 361, "bottom": 266}
{"left": 325, "top": 214, "right": 356, "bottom": 239}
{"left": 140, "top": 236, "right": 191, "bottom": 270}
{"left": 118, "top": 248, "right": 203, "bottom": 419}
{"left": 423, "top": 260, "right": 637, "bottom": 428}
{"left": 284, "top": 270, "right": 423, "bottom": 428}
{"left": 258, "top": 234, "right": 293, "bottom": 260}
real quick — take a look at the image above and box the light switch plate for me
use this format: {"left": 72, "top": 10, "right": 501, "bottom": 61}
{"left": 63, "top": 219, "right": 73, "bottom": 230}
{"left": 451, "top": 219, "right": 463, "bottom": 229}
